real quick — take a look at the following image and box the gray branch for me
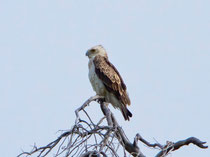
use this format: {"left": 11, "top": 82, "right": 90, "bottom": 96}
{"left": 18, "top": 95, "right": 208, "bottom": 157}
{"left": 100, "top": 102, "right": 145, "bottom": 157}
{"left": 155, "top": 137, "right": 208, "bottom": 157}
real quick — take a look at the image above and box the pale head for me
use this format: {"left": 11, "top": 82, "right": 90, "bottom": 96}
{"left": 86, "top": 45, "right": 108, "bottom": 59}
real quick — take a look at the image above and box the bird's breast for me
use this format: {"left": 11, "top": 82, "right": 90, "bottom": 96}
{"left": 88, "top": 60, "right": 106, "bottom": 96}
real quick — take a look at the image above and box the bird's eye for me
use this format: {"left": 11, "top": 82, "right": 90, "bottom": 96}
{"left": 91, "top": 49, "right": 96, "bottom": 53}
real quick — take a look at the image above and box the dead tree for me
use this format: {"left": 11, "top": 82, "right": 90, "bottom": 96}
{"left": 18, "top": 95, "right": 208, "bottom": 157}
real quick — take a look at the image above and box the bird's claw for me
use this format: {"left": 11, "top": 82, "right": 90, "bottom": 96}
{"left": 96, "top": 98, "right": 106, "bottom": 104}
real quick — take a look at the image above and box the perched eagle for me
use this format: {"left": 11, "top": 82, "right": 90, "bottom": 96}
{"left": 86, "top": 45, "right": 132, "bottom": 121}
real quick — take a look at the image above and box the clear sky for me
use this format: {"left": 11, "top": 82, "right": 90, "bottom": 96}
{"left": 0, "top": 0, "right": 209, "bottom": 156}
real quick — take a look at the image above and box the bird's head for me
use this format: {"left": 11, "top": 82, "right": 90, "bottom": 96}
{"left": 86, "top": 45, "right": 108, "bottom": 59}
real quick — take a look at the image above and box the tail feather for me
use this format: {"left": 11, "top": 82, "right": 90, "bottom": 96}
{"left": 121, "top": 106, "right": 132, "bottom": 121}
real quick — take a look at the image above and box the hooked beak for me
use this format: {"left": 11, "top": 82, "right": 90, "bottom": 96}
{"left": 85, "top": 51, "right": 89, "bottom": 57}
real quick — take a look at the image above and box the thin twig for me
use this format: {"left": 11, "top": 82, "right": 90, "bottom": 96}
{"left": 18, "top": 96, "right": 208, "bottom": 157}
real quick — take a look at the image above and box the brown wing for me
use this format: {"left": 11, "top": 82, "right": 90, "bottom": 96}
{"left": 93, "top": 55, "right": 131, "bottom": 106}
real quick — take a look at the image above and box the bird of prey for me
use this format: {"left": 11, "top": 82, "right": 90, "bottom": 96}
{"left": 86, "top": 45, "right": 132, "bottom": 121}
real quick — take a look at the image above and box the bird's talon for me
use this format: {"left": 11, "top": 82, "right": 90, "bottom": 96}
{"left": 96, "top": 98, "right": 106, "bottom": 104}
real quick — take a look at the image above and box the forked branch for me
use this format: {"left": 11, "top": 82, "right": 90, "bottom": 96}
{"left": 18, "top": 95, "right": 208, "bottom": 157}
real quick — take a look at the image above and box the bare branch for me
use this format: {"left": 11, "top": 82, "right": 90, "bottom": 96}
{"left": 134, "top": 133, "right": 163, "bottom": 149}
{"left": 18, "top": 96, "right": 208, "bottom": 157}
{"left": 156, "top": 137, "right": 208, "bottom": 157}
{"left": 100, "top": 102, "right": 145, "bottom": 157}
{"left": 75, "top": 95, "right": 104, "bottom": 124}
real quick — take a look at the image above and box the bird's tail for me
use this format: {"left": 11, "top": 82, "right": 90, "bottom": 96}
{"left": 120, "top": 105, "right": 132, "bottom": 121}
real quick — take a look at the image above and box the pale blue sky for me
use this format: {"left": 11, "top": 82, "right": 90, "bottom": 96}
{"left": 0, "top": 0, "right": 209, "bottom": 156}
